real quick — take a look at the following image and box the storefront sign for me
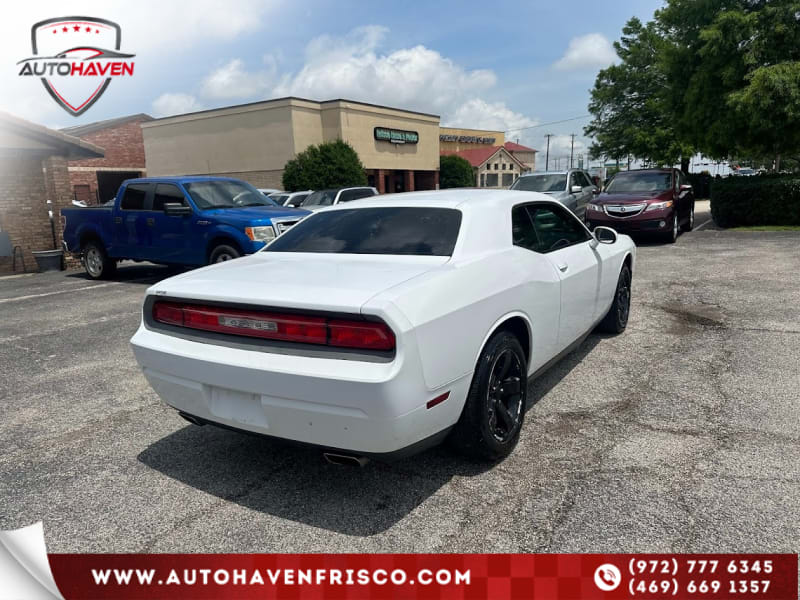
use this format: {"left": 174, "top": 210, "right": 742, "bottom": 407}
{"left": 440, "top": 134, "right": 496, "bottom": 144}
{"left": 374, "top": 127, "right": 419, "bottom": 144}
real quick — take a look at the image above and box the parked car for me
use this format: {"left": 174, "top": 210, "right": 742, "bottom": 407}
{"left": 258, "top": 188, "right": 282, "bottom": 195}
{"left": 300, "top": 186, "right": 378, "bottom": 212}
{"left": 62, "top": 177, "right": 309, "bottom": 280}
{"left": 510, "top": 170, "right": 597, "bottom": 219}
{"left": 585, "top": 168, "right": 695, "bottom": 243}
{"left": 130, "top": 189, "right": 635, "bottom": 463}
{"left": 270, "top": 190, "right": 313, "bottom": 207}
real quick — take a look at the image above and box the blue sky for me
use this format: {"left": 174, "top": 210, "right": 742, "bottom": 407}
{"left": 3, "top": 0, "right": 663, "bottom": 166}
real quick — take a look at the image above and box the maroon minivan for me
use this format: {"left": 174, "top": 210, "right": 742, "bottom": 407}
{"left": 585, "top": 168, "right": 695, "bottom": 243}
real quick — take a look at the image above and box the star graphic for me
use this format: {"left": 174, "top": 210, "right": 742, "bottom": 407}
{"left": 95, "top": 29, "right": 100, "bottom": 33}
{"left": 73, "top": 25, "right": 81, "bottom": 32}
{"left": 62, "top": 26, "right": 68, "bottom": 32}
{"left": 52, "top": 29, "right": 57, "bottom": 34}
{"left": 85, "top": 26, "right": 92, "bottom": 32}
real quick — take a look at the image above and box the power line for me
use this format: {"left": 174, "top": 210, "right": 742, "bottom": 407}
{"left": 505, "top": 114, "right": 590, "bottom": 135}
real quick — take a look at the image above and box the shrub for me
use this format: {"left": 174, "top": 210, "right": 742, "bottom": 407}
{"left": 440, "top": 155, "right": 475, "bottom": 188}
{"left": 282, "top": 139, "right": 367, "bottom": 192}
{"left": 710, "top": 175, "right": 800, "bottom": 227}
{"left": 686, "top": 172, "right": 712, "bottom": 199}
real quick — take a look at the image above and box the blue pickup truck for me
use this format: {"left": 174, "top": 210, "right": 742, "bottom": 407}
{"left": 62, "top": 176, "right": 308, "bottom": 279}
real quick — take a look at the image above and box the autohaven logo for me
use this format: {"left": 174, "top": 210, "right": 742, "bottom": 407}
{"left": 17, "top": 17, "right": 135, "bottom": 116}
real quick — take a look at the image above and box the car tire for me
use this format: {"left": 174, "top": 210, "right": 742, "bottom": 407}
{"left": 208, "top": 244, "right": 241, "bottom": 264}
{"left": 664, "top": 212, "right": 679, "bottom": 243}
{"left": 597, "top": 263, "right": 632, "bottom": 334}
{"left": 82, "top": 240, "right": 116, "bottom": 280}
{"left": 681, "top": 205, "right": 695, "bottom": 232}
{"left": 449, "top": 331, "right": 527, "bottom": 462}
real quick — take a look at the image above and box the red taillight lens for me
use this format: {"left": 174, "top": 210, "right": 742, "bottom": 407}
{"left": 328, "top": 319, "right": 395, "bottom": 351}
{"left": 152, "top": 302, "right": 394, "bottom": 351}
{"left": 152, "top": 302, "right": 183, "bottom": 326}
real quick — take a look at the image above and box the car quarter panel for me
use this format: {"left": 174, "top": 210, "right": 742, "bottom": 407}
{"left": 365, "top": 247, "right": 562, "bottom": 390}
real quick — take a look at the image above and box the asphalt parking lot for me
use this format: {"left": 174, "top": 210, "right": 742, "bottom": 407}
{"left": 1, "top": 219, "right": 799, "bottom": 553}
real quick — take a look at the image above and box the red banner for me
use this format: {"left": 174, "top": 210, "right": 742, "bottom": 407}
{"left": 48, "top": 553, "right": 798, "bottom": 599}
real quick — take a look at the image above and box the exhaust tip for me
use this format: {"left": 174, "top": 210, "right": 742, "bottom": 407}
{"left": 323, "top": 452, "right": 369, "bottom": 467}
{"left": 178, "top": 412, "right": 205, "bottom": 426}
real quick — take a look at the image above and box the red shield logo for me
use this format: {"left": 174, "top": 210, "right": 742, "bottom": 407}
{"left": 22, "top": 17, "right": 135, "bottom": 116}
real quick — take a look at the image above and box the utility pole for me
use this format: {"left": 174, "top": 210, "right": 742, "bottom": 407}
{"left": 544, "top": 134, "right": 553, "bottom": 171}
{"left": 569, "top": 134, "right": 576, "bottom": 169}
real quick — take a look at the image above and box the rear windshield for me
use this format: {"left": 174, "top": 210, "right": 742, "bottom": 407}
{"left": 265, "top": 207, "right": 462, "bottom": 256}
{"left": 511, "top": 174, "right": 566, "bottom": 193}
{"left": 302, "top": 189, "right": 338, "bottom": 207}
{"left": 605, "top": 172, "right": 672, "bottom": 193}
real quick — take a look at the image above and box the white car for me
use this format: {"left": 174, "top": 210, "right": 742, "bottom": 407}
{"left": 299, "top": 186, "right": 378, "bottom": 212}
{"left": 130, "top": 190, "right": 635, "bottom": 462}
{"left": 269, "top": 190, "right": 312, "bottom": 207}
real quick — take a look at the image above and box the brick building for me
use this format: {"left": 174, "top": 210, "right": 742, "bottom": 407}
{"left": 0, "top": 112, "right": 103, "bottom": 273}
{"left": 60, "top": 113, "right": 152, "bottom": 205}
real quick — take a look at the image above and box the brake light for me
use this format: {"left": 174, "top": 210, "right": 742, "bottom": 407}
{"left": 328, "top": 319, "right": 395, "bottom": 351}
{"left": 152, "top": 302, "right": 394, "bottom": 351}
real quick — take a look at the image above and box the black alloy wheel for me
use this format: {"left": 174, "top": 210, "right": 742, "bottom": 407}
{"left": 597, "top": 264, "right": 632, "bottom": 334}
{"left": 449, "top": 331, "right": 527, "bottom": 461}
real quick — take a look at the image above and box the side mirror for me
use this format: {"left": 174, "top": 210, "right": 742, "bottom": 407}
{"left": 163, "top": 202, "right": 192, "bottom": 216}
{"left": 592, "top": 187, "right": 601, "bottom": 195}
{"left": 680, "top": 184, "right": 692, "bottom": 192}
{"left": 570, "top": 185, "right": 583, "bottom": 194}
{"left": 594, "top": 226, "right": 618, "bottom": 244}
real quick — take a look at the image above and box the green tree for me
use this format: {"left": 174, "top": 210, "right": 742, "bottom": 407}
{"left": 282, "top": 139, "right": 367, "bottom": 191}
{"left": 439, "top": 155, "right": 475, "bottom": 188}
{"left": 584, "top": 18, "right": 694, "bottom": 171}
{"left": 657, "top": 0, "right": 800, "bottom": 165}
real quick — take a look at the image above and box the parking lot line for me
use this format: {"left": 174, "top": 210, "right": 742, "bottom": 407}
{"left": 0, "top": 282, "right": 119, "bottom": 304}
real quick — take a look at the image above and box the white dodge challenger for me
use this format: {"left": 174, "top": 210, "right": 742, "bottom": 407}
{"left": 130, "top": 190, "right": 635, "bottom": 462}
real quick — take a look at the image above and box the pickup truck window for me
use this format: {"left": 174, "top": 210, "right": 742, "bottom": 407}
{"left": 153, "top": 184, "right": 187, "bottom": 211}
{"left": 339, "top": 188, "right": 376, "bottom": 203}
{"left": 184, "top": 180, "right": 277, "bottom": 210}
{"left": 120, "top": 184, "right": 149, "bottom": 210}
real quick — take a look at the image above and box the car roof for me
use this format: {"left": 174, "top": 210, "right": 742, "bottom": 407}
{"left": 615, "top": 168, "right": 673, "bottom": 174}
{"left": 321, "top": 188, "right": 554, "bottom": 211}
{"left": 518, "top": 171, "right": 569, "bottom": 176}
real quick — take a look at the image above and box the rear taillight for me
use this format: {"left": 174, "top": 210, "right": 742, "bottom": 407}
{"left": 328, "top": 319, "right": 395, "bottom": 351}
{"left": 152, "top": 302, "right": 395, "bottom": 351}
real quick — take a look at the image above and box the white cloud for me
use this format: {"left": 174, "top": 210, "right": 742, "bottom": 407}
{"left": 201, "top": 57, "right": 277, "bottom": 100}
{"left": 152, "top": 93, "right": 203, "bottom": 117}
{"left": 272, "top": 26, "right": 497, "bottom": 117}
{"left": 447, "top": 98, "right": 538, "bottom": 137}
{"left": 553, "top": 33, "right": 617, "bottom": 71}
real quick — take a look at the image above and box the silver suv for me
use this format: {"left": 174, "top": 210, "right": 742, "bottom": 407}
{"left": 510, "top": 169, "right": 598, "bottom": 219}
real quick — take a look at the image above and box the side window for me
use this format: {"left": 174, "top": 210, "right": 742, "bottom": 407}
{"left": 569, "top": 172, "right": 580, "bottom": 189}
{"left": 580, "top": 172, "right": 593, "bottom": 187}
{"left": 120, "top": 184, "right": 148, "bottom": 210}
{"left": 527, "top": 204, "right": 590, "bottom": 253}
{"left": 512, "top": 205, "right": 539, "bottom": 251}
{"left": 152, "top": 184, "right": 187, "bottom": 211}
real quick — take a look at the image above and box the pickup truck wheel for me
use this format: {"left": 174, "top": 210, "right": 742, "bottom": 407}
{"left": 596, "top": 264, "right": 631, "bottom": 334}
{"left": 449, "top": 331, "right": 527, "bottom": 462}
{"left": 83, "top": 241, "right": 116, "bottom": 280}
{"left": 209, "top": 244, "right": 241, "bottom": 264}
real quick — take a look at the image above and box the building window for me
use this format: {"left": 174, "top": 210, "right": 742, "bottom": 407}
{"left": 494, "top": 163, "right": 499, "bottom": 170}
{"left": 73, "top": 184, "right": 91, "bottom": 203}
{"left": 502, "top": 173, "right": 514, "bottom": 187}
{"left": 486, "top": 173, "right": 499, "bottom": 187}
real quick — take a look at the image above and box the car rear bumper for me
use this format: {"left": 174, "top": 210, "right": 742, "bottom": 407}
{"left": 130, "top": 324, "right": 469, "bottom": 456}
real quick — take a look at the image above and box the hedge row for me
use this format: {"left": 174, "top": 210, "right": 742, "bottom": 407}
{"left": 710, "top": 175, "right": 800, "bottom": 227}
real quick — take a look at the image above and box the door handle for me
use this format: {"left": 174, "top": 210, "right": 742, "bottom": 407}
{"left": 557, "top": 263, "right": 568, "bottom": 272}
{"left": 146, "top": 218, "right": 155, "bottom": 226}
{"left": 113, "top": 217, "right": 122, "bottom": 224}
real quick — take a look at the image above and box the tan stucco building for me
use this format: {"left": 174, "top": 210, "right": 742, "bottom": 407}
{"left": 142, "top": 97, "right": 441, "bottom": 193}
